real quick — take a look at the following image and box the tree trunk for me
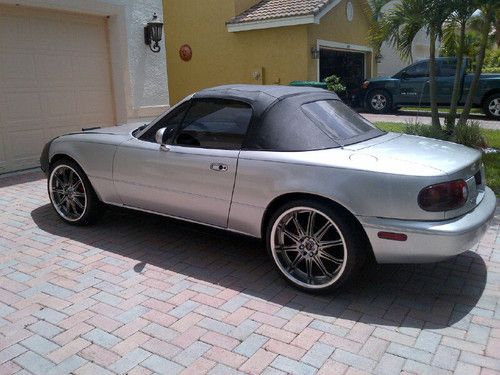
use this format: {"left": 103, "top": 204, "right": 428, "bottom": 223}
{"left": 446, "top": 21, "right": 466, "bottom": 131}
{"left": 458, "top": 5, "right": 493, "bottom": 126}
{"left": 428, "top": 27, "right": 441, "bottom": 130}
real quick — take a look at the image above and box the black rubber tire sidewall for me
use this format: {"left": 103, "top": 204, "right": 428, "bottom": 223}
{"left": 367, "top": 90, "right": 392, "bottom": 114}
{"left": 265, "top": 199, "right": 367, "bottom": 294}
{"left": 483, "top": 93, "right": 500, "bottom": 119}
{"left": 48, "top": 158, "right": 102, "bottom": 225}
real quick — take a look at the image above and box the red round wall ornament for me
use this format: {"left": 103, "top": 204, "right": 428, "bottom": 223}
{"left": 179, "top": 44, "right": 192, "bottom": 61}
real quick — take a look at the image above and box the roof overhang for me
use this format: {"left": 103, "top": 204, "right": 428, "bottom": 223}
{"left": 227, "top": 0, "right": 341, "bottom": 33}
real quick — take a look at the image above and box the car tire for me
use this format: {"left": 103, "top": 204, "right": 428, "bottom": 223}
{"left": 483, "top": 93, "right": 500, "bottom": 119}
{"left": 367, "top": 90, "right": 392, "bottom": 114}
{"left": 265, "top": 199, "right": 367, "bottom": 293}
{"left": 48, "top": 158, "right": 102, "bottom": 225}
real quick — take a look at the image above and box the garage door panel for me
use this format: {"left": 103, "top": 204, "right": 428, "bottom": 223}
{"left": 0, "top": 15, "right": 33, "bottom": 49}
{"left": 36, "top": 54, "right": 74, "bottom": 87}
{"left": 4, "top": 92, "right": 43, "bottom": 121}
{"left": 44, "top": 90, "right": 77, "bottom": 117}
{"left": 30, "top": 18, "right": 72, "bottom": 51}
{"left": 4, "top": 128, "right": 45, "bottom": 162}
{"left": 77, "top": 90, "right": 113, "bottom": 117}
{"left": 0, "top": 53, "right": 37, "bottom": 88}
{"left": 71, "top": 23, "right": 107, "bottom": 54}
{"left": 0, "top": 5, "right": 115, "bottom": 173}
{"left": 74, "top": 55, "right": 112, "bottom": 87}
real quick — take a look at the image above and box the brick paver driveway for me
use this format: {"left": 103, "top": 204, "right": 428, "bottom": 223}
{"left": 0, "top": 172, "right": 499, "bottom": 375}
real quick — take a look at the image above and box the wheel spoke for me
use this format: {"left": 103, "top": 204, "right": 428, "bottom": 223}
{"left": 287, "top": 253, "right": 303, "bottom": 272}
{"left": 306, "top": 211, "right": 316, "bottom": 236}
{"left": 319, "top": 239, "right": 343, "bottom": 250}
{"left": 318, "top": 249, "right": 343, "bottom": 264}
{"left": 313, "top": 257, "right": 332, "bottom": 278}
{"left": 73, "top": 198, "right": 84, "bottom": 210}
{"left": 70, "top": 179, "right": 82, "bottom": 190}
{"left": 305, "top": 258, "right": 313, "bottom": 282}
{"left": 282, "top": 227, "right": 301, "bottom": 243}
{"left": 54, "top": 173, "right": 65, "bottom": 187}
{"left": 292, "top": 212, "right": 305, "bottom": 237}
{"left": 68, "top": 169, "right": 75, "bottom": 185}
{"left": 72, "top": 192, "right": 85, "bottom": 198}
{"left": 52, "top": 189, "right": 65, "bottom": 194}
{"left": 314, "top": 221, "right": 332, "bottom": 241}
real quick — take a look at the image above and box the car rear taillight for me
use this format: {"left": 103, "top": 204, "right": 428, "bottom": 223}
{"left": 418, "top": 179, "right": 468, "bottom": 212}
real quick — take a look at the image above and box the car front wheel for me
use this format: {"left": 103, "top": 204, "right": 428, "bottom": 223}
{"left": 266, "top": 200, "right": 366, "bottom": 293}
{"left": 48, "top": 159, "right": 102, "bottom": 225}
{"left": 483, "top": 93, "right": 500, "bottom": 119}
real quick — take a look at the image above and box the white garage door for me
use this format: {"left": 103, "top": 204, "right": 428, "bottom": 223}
{"left": 0, "top": 5, "right": 115, "bottom": 173}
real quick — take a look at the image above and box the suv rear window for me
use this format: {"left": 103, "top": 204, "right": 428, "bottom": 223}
{"left": 302, "top": 100, "right": 380, "bottom": 142}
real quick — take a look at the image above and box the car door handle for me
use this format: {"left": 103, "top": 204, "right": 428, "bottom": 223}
{"left": 210, "top": 163, "right": 228, "bottom": 171}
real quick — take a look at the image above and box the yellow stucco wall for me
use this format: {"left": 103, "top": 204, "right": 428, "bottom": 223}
{"left": 307, "top": 0, "right": 375, "bottom": 81}
{"left": 164, "top": 0, "right": 309, "bottom": 104}
{"left": 163, "top": 0, "right": 374, "bottom": 104}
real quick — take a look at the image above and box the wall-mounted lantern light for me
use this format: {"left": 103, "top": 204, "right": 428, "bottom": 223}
{"left": 144, "top": 13, "right": 164, "bottom": 53}
{"left": 375, "top": 53, "right": 383, "bottom": 63}
{"left": 311, "top": 47, "right": 320, "bottom": 59}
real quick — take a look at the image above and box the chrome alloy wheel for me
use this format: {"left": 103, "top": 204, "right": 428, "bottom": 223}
{"left": 49, "top": 165, "right": 87, "bottom": 222}
{"left": 270, "top": 207, "right": 347, "bottom": 289}
{"left": 488, "top": 98, "right": 500, "bottom": 117}
{"left": 371, "top": 94, "right": 387, "bottom": 111}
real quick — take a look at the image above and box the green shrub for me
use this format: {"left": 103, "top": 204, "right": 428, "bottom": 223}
{"left": 402, "top": 120, "right": 487, "bottom": 148}
{"left": 451, "top": 120, "right": 488, "bottom": 148}
{"left": 324, "top": 74, "right": 346, "bottom": 94}
{"left": 404, "top": 121, "right": 447, "bottom": 140}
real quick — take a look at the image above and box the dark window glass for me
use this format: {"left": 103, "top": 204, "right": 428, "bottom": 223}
{"left": 302, "top": 100, "right": 377, "bottom": 141}
{"left": 138, "top": 102, "right": 189, "bottom": 143}
{"left": 438, "top": 59, "right": 457, "bottom": 77}
{"left": 404, "top": 61, "right": 429, "bottom": 78}
{"left": 174, "top": 100, "right": 252, "bottom": 149}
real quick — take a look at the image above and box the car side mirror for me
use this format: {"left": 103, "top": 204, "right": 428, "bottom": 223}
{"left": 401, "top": 72, "right": 409, "bottom": 79}
{"left": 155, "top": 127, "right": 174, "bottom": 145}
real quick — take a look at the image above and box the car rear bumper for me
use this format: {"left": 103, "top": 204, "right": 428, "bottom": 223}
{"left": 358, "top": 187, "right": 496, "bottom": 263}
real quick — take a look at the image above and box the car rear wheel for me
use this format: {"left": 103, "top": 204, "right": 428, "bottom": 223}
{"left": 367, "top": 90, "right": 392, "bottom": 114}
{"left": 266, "top": 200, "right": 366, "bottom": 293}
{"left": 483, "top": 93, "right": 500, "bottom": 119}
{"left": 48, "top": 159, "right": 102, "bottom": 225}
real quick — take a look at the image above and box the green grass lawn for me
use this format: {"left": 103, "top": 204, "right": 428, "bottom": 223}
{"left": 375, "top": 122, "right": 500, "bottom": 196}
{"left": 400, "top": 106, "right": 483, "bottom": 115}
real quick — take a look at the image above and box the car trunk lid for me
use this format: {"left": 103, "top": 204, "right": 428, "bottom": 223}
{"left": 347, "top": 132, "right": 484, "bottom": 218}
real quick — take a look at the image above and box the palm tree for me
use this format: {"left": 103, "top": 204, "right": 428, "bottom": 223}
{"left": 381, "top": 0, "right": 453, "bottom": 131}
{"left": 458, "top": 0, "right": 497, "bottom": 126}
{"left": 442, "top": 0, "right": 477, "bottom": 130}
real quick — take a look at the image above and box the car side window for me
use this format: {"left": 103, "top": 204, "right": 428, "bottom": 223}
{"left": 173, "top": 99, "right": 252, "bottom": 150}
{"left": 438, "top": 59, "right": 457, "bottom": 77}
{"left": 139, "top": 102, "right": 190, "bottom": 143}
{"left": 404, "top": 61, "right": 429, "bottom": 78}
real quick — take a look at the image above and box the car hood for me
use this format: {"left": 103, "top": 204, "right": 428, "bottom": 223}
{"left": 346, "top": 132, "right": 482, "bottom": 176}
{"left": 78, "top": 122, "right": 144, "bottom": 135}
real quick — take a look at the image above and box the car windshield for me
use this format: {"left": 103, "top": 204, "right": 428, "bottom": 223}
{"left": 301, "top": 100, "right": 380, "bottom": 143}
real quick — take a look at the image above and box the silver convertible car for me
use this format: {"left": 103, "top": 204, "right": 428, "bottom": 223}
{"left": 40, "top": 85, "right": 496, "bottom": 292}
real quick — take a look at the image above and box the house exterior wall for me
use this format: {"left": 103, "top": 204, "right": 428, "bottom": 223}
{"left": 164, "top": 0, "right": 309, "bottom": 105}
{"left": 307, "top": 0, "right": 375, "bottom": 81}
{"left": 376, "top": 0, "right": 431, "bottom": 77}
{"left": 0, "top": 0, "right": 169, "bottom": 122}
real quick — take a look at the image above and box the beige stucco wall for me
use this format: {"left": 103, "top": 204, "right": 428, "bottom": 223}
{"left": 307, "top": 0, "right": 375, "bottom": 81}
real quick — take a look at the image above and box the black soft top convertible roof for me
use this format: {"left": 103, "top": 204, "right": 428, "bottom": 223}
{"left": 194, "top": 85, "right": 382, "bottom": 151}
{"left": 194, "top": 84, "right": 339, "bottom": 117}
